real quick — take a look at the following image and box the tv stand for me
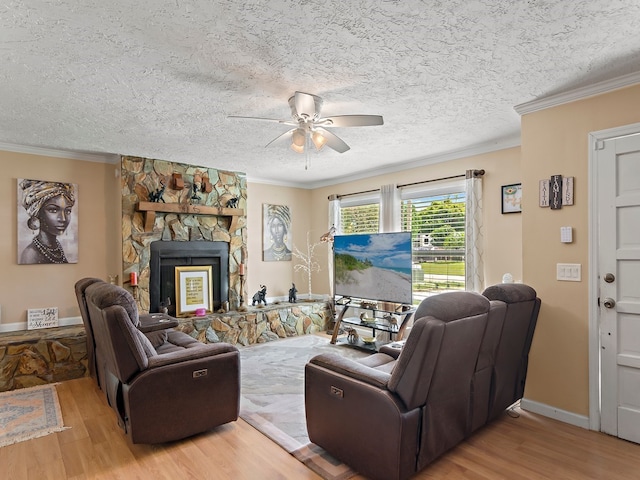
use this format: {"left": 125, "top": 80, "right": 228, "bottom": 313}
{"left": 329, "top": 298, "right": 415, "bottom": 352}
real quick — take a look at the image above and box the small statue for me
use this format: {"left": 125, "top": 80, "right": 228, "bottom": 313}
{"left": 346, "top": 327, "right": 359, "bottom": 345}
{"left": 252, "top": 285, "right": 267, "bottom": 306}
{"left": 288, "top": 283, "right": 297, "bottom": 303}
{"left": 149, "top": 183, "right": 166, "bottom": 203}
{"left": 159, "top": 297, "right": 171, "bottom": 315}
{"left": 190, "top": 183, "right": 201, "bottom": 203}
{"left": 226, "top": 197, "right": 239, "bottom": 208}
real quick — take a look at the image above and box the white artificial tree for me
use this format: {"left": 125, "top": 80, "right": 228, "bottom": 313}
{"left": 292, "top": 231, "right": 322, "bottom": 299}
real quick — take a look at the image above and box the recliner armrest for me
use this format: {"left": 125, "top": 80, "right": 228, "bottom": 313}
{"left": 138, "top": 313, "right": 179, "bottom": 333}
{"left": 308, "top": 353, "right": 391, "bottom": 389}
{"left": 147, "top": 343, "right": 239, "bottom": 369}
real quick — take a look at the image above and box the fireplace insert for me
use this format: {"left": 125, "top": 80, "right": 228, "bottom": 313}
{"left": 149, "top": 241, "right": 229, "bottom": 315}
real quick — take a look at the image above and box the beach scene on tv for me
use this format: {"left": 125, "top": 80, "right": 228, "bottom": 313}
{"left": 334, "top": 232, "right": 413, "bottom": 305}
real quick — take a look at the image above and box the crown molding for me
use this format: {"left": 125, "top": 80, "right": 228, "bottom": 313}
{"left": 302, "top": 135, "right": 522, "bottom": 190}
{"left": 0, "top": 142, "right": 119, "bottom": 163}
{"left": 514, "top": 71, "right": 640, "bottom": 115}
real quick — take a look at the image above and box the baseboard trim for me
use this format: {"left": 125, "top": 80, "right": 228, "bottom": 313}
{"left": 520, "top": 398, "right": 591, "bottom": 430}
{"left": 0, "top": 316, "right": 83, "bottom": 333}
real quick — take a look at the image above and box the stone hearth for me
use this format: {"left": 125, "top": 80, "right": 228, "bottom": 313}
{"left": 0, "top": 301, "right": 331, "bottom": 391}
{"left": 176, "top": 301, "right": 331, "bottom": 345}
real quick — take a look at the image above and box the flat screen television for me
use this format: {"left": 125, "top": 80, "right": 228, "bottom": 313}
{"left": 334, "top": 232, "right": 413, "bottom": 305}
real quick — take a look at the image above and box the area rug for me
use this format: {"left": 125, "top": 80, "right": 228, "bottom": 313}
{"left": 239, "top": 334, "right": 369, "bottom": 480}
{"left": 0, "top": 383, "right": 68, "bottom": 447}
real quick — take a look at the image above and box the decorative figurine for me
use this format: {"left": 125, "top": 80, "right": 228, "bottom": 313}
{"left": 149, "top": 183, "right": 166, "bottom": 203}
{"left": 159, "top": 297, "right": 171, "bottom": 315}
{"left": 346, "top": 327, "right": 359, "bottom": 345}
{"left": 227, "top": 197, "right": 239, "bottom": 208}
{"left": 288, "top": 283, "right": 297, "bottom": 303}
{"left": 252, "top": 285, "right": 267, "bottom": 306}
{"left": 190, "top": 182, "right": 201, "bottom": 203}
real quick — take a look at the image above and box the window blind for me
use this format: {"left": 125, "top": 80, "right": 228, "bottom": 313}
{"left": 401, "top": 191, "right": 466, "bottom": 301}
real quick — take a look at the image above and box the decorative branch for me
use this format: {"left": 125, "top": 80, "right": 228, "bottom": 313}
{"left": 292, "top": 231, "right": 322, "bottom": 298}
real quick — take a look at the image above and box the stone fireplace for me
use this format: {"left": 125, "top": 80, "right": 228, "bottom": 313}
{"left": 121, "top": 156, "right": 246, "bottom": 313}
{"left": 119, "top": 156, "right": 331, "bottom": 348}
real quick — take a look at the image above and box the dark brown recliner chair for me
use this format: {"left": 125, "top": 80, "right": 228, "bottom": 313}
{"left": 482, "top": 283, "right": 541, "bottom": 421}
{"left": 75, "top": 277, "right": 182, "bottom": 392}
{"left": 85, "top": 281, "right": 240, "bottom": 444}
{"left": 74, "top": 277, "right": 106, "bottom": 386}
{"left": 305, "top": 291, "right": 491, "bottom": 480}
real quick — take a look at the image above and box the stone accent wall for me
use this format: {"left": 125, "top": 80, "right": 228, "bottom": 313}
{"left": 177, "top": 301, "right": 331, "bottom": 345}
{"left": 0, "top": 326, "right": 87, "bottom": 392}
{"left": 121, "top": 156, "right": 247, "bottom": 313}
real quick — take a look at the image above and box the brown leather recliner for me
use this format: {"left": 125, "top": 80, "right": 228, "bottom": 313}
{"left": 482, "top": 283, "right": 541, "bottom": 421}
{"left": 74, "top": 277, "right": 105, "bottom": 386}
{"left": 75, "top": 277, "right": 187, "bottom": 392}
{"left": 84, "top": 281, "right": 240, "bottom": 444}
{"left": 305, "top": 291, "right": 491, "bottom": 480}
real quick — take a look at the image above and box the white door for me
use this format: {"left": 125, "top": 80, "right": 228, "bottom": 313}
{"left": 597, "top": 132, "right": 640, "bottom": 443}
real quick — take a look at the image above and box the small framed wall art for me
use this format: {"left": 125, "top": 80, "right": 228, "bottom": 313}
{"left": 175, "top": 265, "right": 213, "bottom": 316}
{"left": 501, "top": 183, "right": 522, "bottom": 214}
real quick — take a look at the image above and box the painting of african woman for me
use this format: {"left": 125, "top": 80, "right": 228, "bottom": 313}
{"left": 17, "top": 178, "right": 79, "bottom": 264}
{"left": 263, "top": 204, "right": 292, "bottom": 262}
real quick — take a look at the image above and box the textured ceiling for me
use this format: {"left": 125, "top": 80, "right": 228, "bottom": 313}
{"left": 2, "top": 1, "right": 640, "bottom": 187}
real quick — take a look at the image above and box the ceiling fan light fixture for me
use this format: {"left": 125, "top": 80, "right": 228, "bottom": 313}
{"left": 311, "top": 130, "right": 327, "bottom": 150}
{"left": 291, "top": 128, "right": 306, "bottom": 153}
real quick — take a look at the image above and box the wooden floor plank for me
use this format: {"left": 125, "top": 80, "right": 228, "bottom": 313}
{"left": 4, "top": 377, "right": 640, "bottom": 479}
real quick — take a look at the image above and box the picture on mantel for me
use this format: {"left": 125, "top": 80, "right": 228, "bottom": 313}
{"left": 17, "top": 178, "right": 79, "bottom": 264}
{"left": 263, "top": 204, "right": 292, "bottom": 261}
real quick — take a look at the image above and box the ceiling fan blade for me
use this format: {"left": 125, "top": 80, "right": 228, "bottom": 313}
{"left": 316, "top": 127, "right": 350, "bottom": 153}
{"left": 320, "top": 115, "right": 384, "bottom": 127}
{"left": 294, "top": 91, "right": 318, "bottom": 119}
{"left": 228, "top": 115, "right": 296, "bottom": 126}
{"left": 265, "top": 128, "right": 296, "bottom": 147}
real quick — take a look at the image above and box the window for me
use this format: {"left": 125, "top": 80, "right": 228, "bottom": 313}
{"left": 336, "top": 182, "right": 466, "bottom": 305}
{"left": 401, "top": 183, "right": 466, "bottom": 303}
{"left": 338, "top": 192, "right": 380, "bottom": 234}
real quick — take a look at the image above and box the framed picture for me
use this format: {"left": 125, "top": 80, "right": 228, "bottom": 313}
{"left": 175, "top": 266, "right": 213, "bottom": 316}
{"left": 501, "top": 183, "right": 522, "bottom": 214}
{"left": 263, "top": 204, "right": 292, "bottom": 261}
{"left": 17, "top": 178, "right": 79, "bottom": 264}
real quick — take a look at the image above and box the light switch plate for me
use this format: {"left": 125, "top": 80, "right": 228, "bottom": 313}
{"left": 557, "top": 263, "right": 581, "bottom": 281}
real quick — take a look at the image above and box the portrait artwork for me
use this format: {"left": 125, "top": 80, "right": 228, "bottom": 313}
{"left": 17, "top": 178, "right": 79, "bottom": 264}
{"left": 263, "top": 204, "right": 292, "bottom": 261}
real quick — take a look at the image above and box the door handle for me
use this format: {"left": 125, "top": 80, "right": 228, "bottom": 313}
{"left": 602, "top": 298, "right": 616, "bottom": 309}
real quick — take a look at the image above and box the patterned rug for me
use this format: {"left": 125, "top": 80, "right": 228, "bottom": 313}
{"left": 239, "top": 334, "right": 369, "bottom": 480}
{"left": 0, "top": 384, "right": 68, "bottom": 447}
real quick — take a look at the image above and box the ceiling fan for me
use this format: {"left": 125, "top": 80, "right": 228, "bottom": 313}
{"left": 229, "top": 91, "right": 383, "bottom": 169}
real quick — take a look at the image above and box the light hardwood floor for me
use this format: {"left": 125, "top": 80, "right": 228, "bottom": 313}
{"left": 2, "top": 377, "right": 640, "bottom": 479}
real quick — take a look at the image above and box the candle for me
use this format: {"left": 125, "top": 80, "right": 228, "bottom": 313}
{"left": 238, "top": 264, "right": 245, "bottom": 276}
{"left": 130, "top": 272, "right": 138, "bottom": 286}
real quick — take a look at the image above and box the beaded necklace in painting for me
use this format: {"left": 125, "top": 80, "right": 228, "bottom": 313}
{"left": 33, "top": 236, "right": 68, "bottom": 263}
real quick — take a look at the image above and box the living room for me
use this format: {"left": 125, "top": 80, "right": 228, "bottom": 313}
{"left": 2, "top": 2, "right": 640, "bottom": 478}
